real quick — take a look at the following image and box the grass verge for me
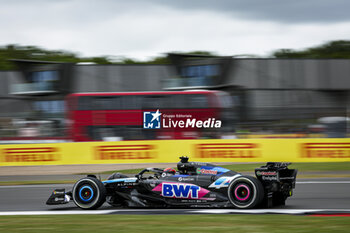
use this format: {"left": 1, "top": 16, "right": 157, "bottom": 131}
{"left": 1, "top": 162, "right": 350, "bottom": 186}
{"left": 0, "top": 214, "right": 349, "bottom": 233}
{"left": 223, "top": 162, "right": 350, "bottom": 172}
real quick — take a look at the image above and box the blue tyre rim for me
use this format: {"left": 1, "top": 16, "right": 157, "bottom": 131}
{"left": 79, "top": 185, "right": 94, "bottom": 202}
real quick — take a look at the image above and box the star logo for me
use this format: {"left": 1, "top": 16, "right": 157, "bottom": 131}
{"left": 143, "top": 109, "right": 162, "bottom": 129}
{"left": 151, "top": 109, "right": 162, "bottom": 122}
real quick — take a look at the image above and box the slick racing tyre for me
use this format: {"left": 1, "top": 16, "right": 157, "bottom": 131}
{"left": 228, "top": 176, "right": 264, "bottom": 209}
{"left": 72, "top": 177, "right": 106, "bottom": 210}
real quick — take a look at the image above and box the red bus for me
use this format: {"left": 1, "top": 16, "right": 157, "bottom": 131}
{"left": 66, "top": 91, "right": 232, "bottom": 141}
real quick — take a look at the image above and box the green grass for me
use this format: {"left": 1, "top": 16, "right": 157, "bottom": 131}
{"left": 103, "top": 162, "right": 350, "bottom": 174}
{"left": 287, "top": 162, "right": 350, "bottom": 172}
{"left": 222, "top": 162, "right": 350, "bottom": 172}
{"left": 0, "top": 214, "right": 349, "bottom": 233}
{"left": 100, "top": 168, "right": 144, "bottom": 174}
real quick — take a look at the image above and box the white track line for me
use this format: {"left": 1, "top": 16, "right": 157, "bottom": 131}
{"left": 0, "top": 209, "right": 350, "bottom": 216}
{"left": 0, "top": 210, "right": 116, "bottom": 216}
{"left": 190, "top": 209, "right": 350, "bottom": 214}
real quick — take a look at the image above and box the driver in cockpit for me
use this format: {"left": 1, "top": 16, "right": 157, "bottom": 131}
{"left": 162, "top": 167, "right": 177, "bottom": 177}
{"left": 161, "top": 157, "right": 192, "bottom": 177}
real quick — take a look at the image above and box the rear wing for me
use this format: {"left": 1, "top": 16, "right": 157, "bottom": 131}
{"left": 255, "top": 162, "right": 297, "bottom": 188}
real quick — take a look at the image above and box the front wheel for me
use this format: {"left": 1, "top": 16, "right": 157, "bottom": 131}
{"left": 227, "top": 176, "right": 264, "bottom": 209}
{"left": 72, "top": 177, "right": 106, "bottom": 209}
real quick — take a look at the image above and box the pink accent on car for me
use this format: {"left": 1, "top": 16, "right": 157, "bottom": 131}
{"left": 234, "top": 184, "right": 250, "bottom": 201}
{"left": 152, "top": 182, "right": 210, "bottom": 200}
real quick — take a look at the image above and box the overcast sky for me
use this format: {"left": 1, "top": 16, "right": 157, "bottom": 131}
{"left": 0, "top": 0, "right": 349, "bottom": 60}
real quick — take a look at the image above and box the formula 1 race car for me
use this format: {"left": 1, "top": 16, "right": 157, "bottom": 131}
{"left": 47, "top": 157, "right": 297, "bottom": 209}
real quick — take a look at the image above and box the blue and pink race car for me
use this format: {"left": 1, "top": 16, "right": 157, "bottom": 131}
{"left": 47, "top": 156, "right": 297, "bottom": 209}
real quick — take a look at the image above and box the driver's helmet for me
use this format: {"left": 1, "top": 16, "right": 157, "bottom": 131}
{"left": 163, "top": 167, "right": 176, "bottom": 175}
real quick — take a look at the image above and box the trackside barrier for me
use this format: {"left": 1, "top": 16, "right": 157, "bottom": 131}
{"left": 0, "top": 139, "right": 350, "bottom": 166}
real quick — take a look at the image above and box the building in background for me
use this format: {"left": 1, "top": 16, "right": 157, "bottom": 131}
{"left": 0, "top": 55, "right": 349, "bottom": 140}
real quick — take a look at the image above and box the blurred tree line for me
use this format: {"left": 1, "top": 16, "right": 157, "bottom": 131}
{"left": 272, "top": 40, "right": 350, "bottom": 58}
{"left": 0, "top": 45, "right": 217, "bottom": 70}
{"left": 0, "top": 44, "right": 109, "bottom": 70}
{"left": 0, "top": 44, "right": 177, "bottom": 70}
{"left": 1, "top": 40, "right": 350, "bottom": 70}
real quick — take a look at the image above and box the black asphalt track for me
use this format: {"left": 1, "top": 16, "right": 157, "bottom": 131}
{"left": 0, "top": 178, "right": 349, "bottom": 214}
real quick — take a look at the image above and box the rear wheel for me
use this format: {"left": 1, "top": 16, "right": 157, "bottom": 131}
{"left": 228, "top": 176, "right": 264, "bottom": 209}
{"left": 72, "top": 177, "right": 106, "bottom": 209}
